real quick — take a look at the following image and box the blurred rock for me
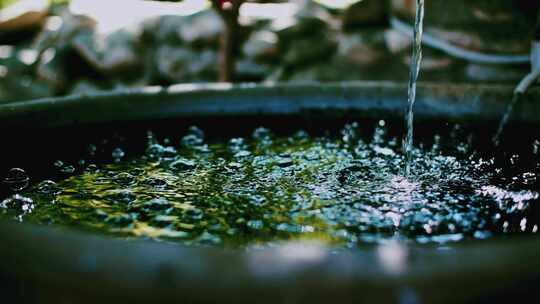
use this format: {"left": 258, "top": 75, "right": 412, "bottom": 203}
{"left": 235, "top": 58, "right": 271, "bottom": 82}
{"left": 0, "top": 0, "right": 48, "bottom": 31}
{"left": 242, "top": 30, "right": 278, "bottom": 63}
{"left": 179, "top": 10, "right": 222, "bottom": 48}
{"left": 150, "top": 15, "right": 184, "bottom": 45}
{"left": 384, "top": 29, "right": 410, "bottom": 54}
{"left": 465, "top": 64, "right": 526, "bottom": 83}
{"left": 32, "top": 12, "right": 97, "bottom": 91}
{"left": 2, "top": 0, "right": 529, "bottom": 102}
{"left": 391, "top": 0, "right": 536, "bottom": 55}
{"left": 156, "top": 46, "right": 217, "bottom": 82}
{"left": 102, "top": 29, "right": 140, "bottom": 74}
{"left": 286, "top": 64, "right": 343, "bottom": 82}
{"left": 338, "top": 31, "right": 387, "bottom": 66}
{"left": 36, "top": 47, "right": 65, "bottom": 88}
{"left": 282, "top": 36, "right": 336, "bottom": 67}
{"left": 156, "top": 46, "right": 193, "bottom": 81}
{"left": 0, "top": 49, "right": 51, "bottom": 103}
{"left": 277, "top": 16, "right": 329, "bottom": 49}
{"left": 69, "top": 79, "right": 103, "bottom": 95}
{"left": 277, "top": 14, "right": 337, "bottom": 68}
{"left": 33, "top": 12, "right": 97, "bottom": 51}
{"left": 342, "top": 0, "right": 388, "bottom": 30}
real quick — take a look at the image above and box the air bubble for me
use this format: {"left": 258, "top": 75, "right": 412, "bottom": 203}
{"left": 146, "top": 144, "right": 177, "bottom": 159}
{"left": 2, "top": 123, "right": 537, "bottom": 247}
{"left": 85, "top": 164, "right": 99, "bottom": 173}
{"left": 36, "top": 180, "right": 60, "bottom": 195}
{"left": 112, "top": 172, "right": 136, "bottom": 186}
{"left": 3, "top": 168, "right": 29, "bottom": 192}
{"left": 143, "top": 177, "right": 168, "bottom": 189}
{"left": 169, "top": 158, "right": 196, "bottom": 171}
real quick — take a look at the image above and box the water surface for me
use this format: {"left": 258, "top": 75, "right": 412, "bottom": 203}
{"left": 1, "top": 121, "right": 538, "bottom": 248}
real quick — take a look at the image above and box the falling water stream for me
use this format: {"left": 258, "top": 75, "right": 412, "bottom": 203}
{"left": 404, "top": 0, "right": 425, "bottom": 176}
{"left": 492, "top": 93, "right": 522, "bottom": 146}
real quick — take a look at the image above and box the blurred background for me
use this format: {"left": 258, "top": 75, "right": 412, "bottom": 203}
{"left": 0, "top": 0, "right": 537, "bottom": 103}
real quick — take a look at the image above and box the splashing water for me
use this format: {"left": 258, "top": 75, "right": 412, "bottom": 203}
{"left": 1, "top": 122, "right": 538, "bottom": 248}
{"left": 404, "top": 0, "right": 425, "bottom": 176}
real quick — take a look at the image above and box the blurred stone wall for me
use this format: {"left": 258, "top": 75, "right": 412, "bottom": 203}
{"left": 0, "top": 0, "right": 533, "bottom": 103}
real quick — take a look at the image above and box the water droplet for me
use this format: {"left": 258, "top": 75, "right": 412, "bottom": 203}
{"left": 181, "top": 134, "right": 203, "bottom": 147}
{"left": 252, "top": 127, "right": 271, "bottom": 140}
{"left": 60, "top": 165, "right": 75, "bottom": 174}
{"left": 187, "top": 126, "right": 204, "bottom": 138}
{"left": 146, "top": 131, "right": 157, "bottom": 146}
{"left": 1, "top": 194, "right": 34, "bottom": 213}
{"left": 246, "top": 219, "right": 264, "bottom": 230}
{"left": 112, "top": 148, "right": 125, "bottom": 161}
{"left": 520, "top": 218, "right": 527, "bottom": 232}
{"left": 88, "top": 144, "right": 97, "bottom": 156}
{"left": 181, "top": 126, "right": 204, "bottom": 147}
{"left": 229, "top": 138, "right": 247, "bottom": 153}
{"left": 342, "top": 122, "right": 359, "bottom": 144}
{"left": 3, "top": 168, "right": 29, "bottom": 192}
{"left": 510, "top": 154, "right": 519, "bottom": 165}
{"left": 53, "top": 160, "right": 63, "bottom": 168}
{"left": 293, "top": 130, "right": 309, "bottom": 141}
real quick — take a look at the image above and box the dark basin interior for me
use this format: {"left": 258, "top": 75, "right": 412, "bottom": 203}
{"left": 1, "top": 82, "right": 540, "bottom": 304}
